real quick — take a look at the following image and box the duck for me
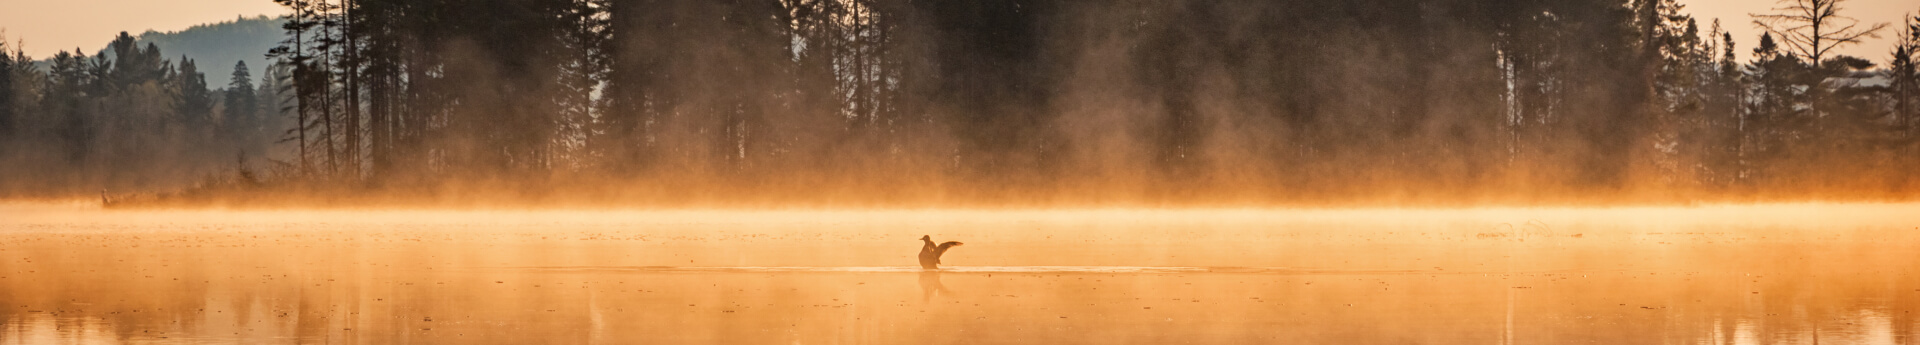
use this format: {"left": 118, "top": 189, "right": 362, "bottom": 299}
{"left": 918, "top": 235, "right": 963, "bottom": 269}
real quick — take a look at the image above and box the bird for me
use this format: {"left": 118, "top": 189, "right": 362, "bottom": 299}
{"left": 918, "top": 235, "right": 963, "bottom": 269}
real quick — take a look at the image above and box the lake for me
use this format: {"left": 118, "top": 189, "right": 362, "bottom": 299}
{"left": 1, "top": 203, "right": 1916, "bottom": 344}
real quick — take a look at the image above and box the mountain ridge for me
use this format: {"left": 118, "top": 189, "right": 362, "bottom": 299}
{"left": 30, "top": 15, "right": 285, "bottom": 82}
{"left": 131, "top": 14, "right": 285, "bottom": 76}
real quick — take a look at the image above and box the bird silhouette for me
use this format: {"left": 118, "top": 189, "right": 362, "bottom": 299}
{"left": 918, "top": 235, "right": 963, "bottom": 269}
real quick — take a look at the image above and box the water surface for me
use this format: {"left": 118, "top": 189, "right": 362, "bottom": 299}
{"left": 1, "top": 203, "right": 1916, "bottom": 344}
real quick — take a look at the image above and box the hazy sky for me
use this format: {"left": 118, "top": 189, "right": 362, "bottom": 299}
{"left": 1, "top": 0, "right": 285, "bottom": 57}
{"left": 0, "top": 0, "right": 1915, "bottom": 63}
{"left": 1689, "top": 0, "right": 1915, "bottom": 64}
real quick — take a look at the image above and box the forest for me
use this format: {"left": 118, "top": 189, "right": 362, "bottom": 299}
{"left": 1, "top": 0, "right": 1918, "bottom": 206}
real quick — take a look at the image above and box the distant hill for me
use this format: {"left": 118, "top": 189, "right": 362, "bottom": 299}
{"left": 132, "top": 15, "right": 286, "bottom": 78}
{"left": 32, "top": 15, "right": 286, "bottom": 83}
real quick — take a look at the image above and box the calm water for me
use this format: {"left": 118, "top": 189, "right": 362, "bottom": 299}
{"left": 1, "top": 203, "right": 1916, "bottom": 344}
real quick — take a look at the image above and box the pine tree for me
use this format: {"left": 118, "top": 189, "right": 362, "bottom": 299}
{"left": 1744, "top": 32, "right": 1815, "bottom": 182}
{"left": 554, "top": 0, "right": 610, "bottom": 171}
{"left": 0, "top": 38, "right": 14, "bottom": 138}
{"left": 225, "top": 61, "right": 260, "bottom": 158}
{"left": 3, "top": 40, "right": 42, "bottom": 147}
{"left": 1891, "top": 12, "right": 1919, "bottom": 139}
{"left": 176, "top": 57, "right": 214, "bottom": 133}
{"left": 43, "top": 50, "right": 92, "bottom": 163}
{"left": 270, "top": 0, "right": 320, "bottom": 173}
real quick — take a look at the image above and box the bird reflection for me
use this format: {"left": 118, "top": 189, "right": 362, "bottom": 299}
{"left": 919, "top": 271, "right": 954, "bottom": 302}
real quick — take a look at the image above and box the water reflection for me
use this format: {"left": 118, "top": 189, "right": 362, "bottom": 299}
{"left": 1, "top": 267, "right": 1912, "bottom": 344}
{"left": 919, "top": 271, "right": 953, "bottom": 302}
{"left": 0, "top": 205, "right": 1916, "bottom": 343}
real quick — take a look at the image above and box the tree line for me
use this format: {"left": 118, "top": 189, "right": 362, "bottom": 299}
{"left": 0, "top": 33, "right": 288, "bottom": 195}
{"left": 2, "top": 0, "right": 1919, "bottom": 205}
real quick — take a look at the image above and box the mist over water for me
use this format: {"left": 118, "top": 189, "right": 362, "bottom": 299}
{"left": 0, "top": 0, "right": 1917, "bottom": 342}
{"left": 4, "top": 0, "right": 1916, "bottom": 206}
{"left": 2, "top": 203, "right": 1916, "bottom": 343}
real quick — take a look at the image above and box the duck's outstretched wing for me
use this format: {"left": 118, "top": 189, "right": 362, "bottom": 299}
{"left": 932, "top": 241, "right": 964, "bottom": 264}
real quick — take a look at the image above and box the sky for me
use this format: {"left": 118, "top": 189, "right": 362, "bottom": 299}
{"left": 1687, "top": 0, "right": 1915, "bottom": 64}
{"left": 0, "top": 0, "right": 1915, "bottom": 63}
{"left": 0, "top": 0, "right": 285, "bottom": 57}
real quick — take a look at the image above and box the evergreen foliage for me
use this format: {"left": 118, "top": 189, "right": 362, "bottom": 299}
{"left": 1, "top": 0, "right": 1917, "bottom": 204}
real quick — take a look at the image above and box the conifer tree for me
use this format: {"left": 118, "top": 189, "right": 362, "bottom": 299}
{"left": 225, "top": 61, "right": 260, "bottom": 157}
{"left": 0, "top": 38, "right": 14, "bottom": 138}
